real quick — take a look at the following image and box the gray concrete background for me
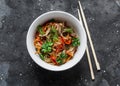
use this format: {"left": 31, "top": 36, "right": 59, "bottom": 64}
{"left": 0, "top": 0, "right": 120, "bottom": 86}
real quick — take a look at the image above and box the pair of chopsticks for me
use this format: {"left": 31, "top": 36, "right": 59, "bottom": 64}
{"left": 77, "top": 0, "right": 101, "bottom": 80}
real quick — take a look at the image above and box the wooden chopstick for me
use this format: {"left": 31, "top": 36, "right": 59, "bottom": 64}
{"left": 78, "top": 0, "right": 101, "bottom": 71}
{"left": 86, "top": 47, "right": 95, "bottom": 80}
{"left": 77, "top": 9, "right": 82, "bottom": 24}
{"left": 77, "top": 9, "right": 95, "bottom": 80}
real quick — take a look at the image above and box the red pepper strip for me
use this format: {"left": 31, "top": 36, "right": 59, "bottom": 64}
{"left": 61, "top": 36, "right": 72, "bottom": 45}
{"left": 56, "top": 44, "right": 64, "bottom": 53}
{"left": 60, "top": 36, "right": 64, "bottom": 44}
{"left": 50, "top": 55, "right": 57, "bottom": 65}
{"left": 64, "top": 39, "right": 72, "bottom": 44}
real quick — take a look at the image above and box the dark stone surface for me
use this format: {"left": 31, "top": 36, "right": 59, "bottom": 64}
{"left": 0, "top": 0, "right": 120, "bottom": 86}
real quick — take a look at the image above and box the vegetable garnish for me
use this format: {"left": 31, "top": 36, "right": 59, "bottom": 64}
{"left": 37, "top": 25, "right": 45, "bottom": 35}
{"left": 34, "top": 20, "right": 80, "bottom": 65}
{"left": 50, "top": 55, "right": 57, "bottom": 64}
{"left": 72, "top": 38, "right": 80, "bottom": 47}
{"left": 59, "top": 51, "right": 68, "bottom": 58}
{"left": 39, "top": 54, "right": 45, "bottom": 60}
{"left": 56, "top": 58, "right": 62, "bottom": 65}
{"left": 64, "top": 28, "right": 73, "bottom": 33}
{"left": 51, "top": 26, "right": 58, "bottom": 42}
{"left": 41, "top": 41, "right": 53, "bottom": 53}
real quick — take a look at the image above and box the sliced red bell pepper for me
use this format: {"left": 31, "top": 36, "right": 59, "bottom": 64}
{"left": 60, "top": 35, "right": 72, "bottom": 45}
{"left": 50, "top": 55, "right": 57, "bottom": 65}
{"left": 56, "top": 44, "right": 64, "bottom": 53}
{"left": 64, "top": 39, "right": 72, "bottom": 44}
{"left": 60, "top": 36, "right": 65, "bottom": 44}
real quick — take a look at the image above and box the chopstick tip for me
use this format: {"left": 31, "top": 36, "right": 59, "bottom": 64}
{"left": 92, "top": 78, "right": 95, "bottom": 81}
{"left": 96, "top": 63, "right": 101, "bottom": 71}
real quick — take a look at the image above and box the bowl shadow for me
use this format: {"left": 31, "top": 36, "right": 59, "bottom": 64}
{"left": 33, "top": 54, "right": 89, "bottom": 86}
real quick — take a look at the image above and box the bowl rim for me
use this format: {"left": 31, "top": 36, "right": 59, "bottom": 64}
{"left": 26, "top": 11, "right": 87, "bottom": 71}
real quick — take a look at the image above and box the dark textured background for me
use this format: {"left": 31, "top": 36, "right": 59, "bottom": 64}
{"left": 0, "top": 0, "right": 120, "bottom": 86}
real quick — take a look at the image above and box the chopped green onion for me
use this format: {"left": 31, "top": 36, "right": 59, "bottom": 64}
{"left": 56, "top": 58, "right": 62, "bottom": 65}
{"left": 41, "top": 41, "right": 53, "bottom": 53}
{"left": 37, "top": 25, "right": 44, "bottom": 35}
{"left": 59, "top": 52, "right": 68, "bottom": 58}
{"left": 39, "top": 54, "right": 45, "bottom": 60}
{"left": 72, "top": 38, "right": 80, "bottom": 47}
{"left": 51, "top": 26, "right": 58, "bottom": 41}
{"left": 64, "top": 28, "right": 73, "bottom": 33}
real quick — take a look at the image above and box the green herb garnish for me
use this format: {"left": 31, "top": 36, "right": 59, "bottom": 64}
{"left": 56, "top": 52, "right": 68, "bottom": 65}
{"left": 41, "top": 41, "right": 53, "bottom": 53}
{"left": 72, "top": 38, "right": 80, "bottom": 47}
{"left": 59, "top": 52, "right": 68, "bottom": 58}
{"left": 51, "top": 26, "right": 58, "bottom": 41}
{"left": 37, "top": 25, "right": 45, "bottom": 35}
{"left": 39, "top": 54, "right": 45, "bottom": 60}
{"left": 56, "top": 58, "right": 63, "bottom": 65}
{"left": 64, "top": 28, "right": 73, "bottom": 33}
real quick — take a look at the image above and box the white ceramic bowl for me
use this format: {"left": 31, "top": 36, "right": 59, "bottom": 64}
{"left": 26, "top": 11, "right": 87, "bottom": 71}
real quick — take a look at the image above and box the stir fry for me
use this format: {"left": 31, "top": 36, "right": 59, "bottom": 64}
{"left": 34, "top": 20, "right": 80, "bottom": 65}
